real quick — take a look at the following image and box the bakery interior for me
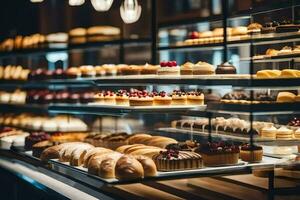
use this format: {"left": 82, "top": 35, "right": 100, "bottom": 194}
{"left": 0, "top": 0, "right": 300, "bottom": 199}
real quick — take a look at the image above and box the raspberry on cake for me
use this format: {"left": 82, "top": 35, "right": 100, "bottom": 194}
{"left": 153, "top": 91, "right": 172, "bottom": 106}
{"left": 115, "top": 90, "right": 129, "bottom": 106}
{"left": 240, "top": 144, "right": 263, "bottom": 163}
{"left": 103, "top": 91, "right": 116, "bottom": 105}
{"left": 129, "top": 90, "right": 153, "bottom": 106}
{"left": 158, "top": 61, "right": 180, "bottom": 76}
{"left": 171, "top": 90, "right": 187, "bottom": 105}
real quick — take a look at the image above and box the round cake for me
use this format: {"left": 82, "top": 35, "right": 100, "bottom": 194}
{"left": 25, "top": 132, "right": 51, "bottom": 150}
{"left": 215, "top": 62, "right": 237, "bottom": 74}
{"left": 193, "top": 61, "right": 215, "bottom": 75}
{"left": 240, "top": 144, "right": 263, "bottom": 162}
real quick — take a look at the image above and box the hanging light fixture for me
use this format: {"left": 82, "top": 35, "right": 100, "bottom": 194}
{"left": 69, "top": 0, "right": 85, "bottom": 6}
{"left": 91, "top": 0, "right": 114, "bottom": 12}
{"left": 30, "top": 0, "right": 44, "bottom": 2}
{"left": 120, "top": 0, "right": 142, "bottom": 24}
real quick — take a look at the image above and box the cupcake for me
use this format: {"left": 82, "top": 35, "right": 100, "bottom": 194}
{"left": 171, "top": 90, "right": 187, "bottom": 105}
{"left": 66, "top": 67, "right": 81, "bottom": 79}
{"left": 141, "top": 63, "right": 159, "bottom": 75}
{"left": 94, "top": 66, "right": 106, "bottom": 77}
{"left": 187, "top": 92, "right": 204, "bottom": 105}
{"left": 215, "top": 62, "right": 237, "bottom": 74}
{"left": 158, "top": 61, "right": 180, "bottom": 76}
{"left": 153, "top": 91, "right": 172, "bottom": 106}
{"left": 102, "top": 64, "right": 117, "bottom": 76}
{"left": 80, "top": 65, "right": 96, "bottom": 77}
{"left": 240, "top": 144, "right": 263, "bottom": 162}
{"left": 129, "top": 90, "right": 153, "bottom": 106}
{"left": 115, "top": 90, "right": 129, "bottom": 106}
{"left": 103, "top": 91, "right": 116, "bottom": 105}
{"left": 193, "top": 61, "right": 215, "bottom": 75}
{"left": 180, "top": 62, "right": 194, "bottom": 75}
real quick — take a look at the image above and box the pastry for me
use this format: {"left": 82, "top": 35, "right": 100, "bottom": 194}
{"left": 87, "top": 26, "right": 120, "bottom": 42}
{"left": 98, "top": 153, "right": 123, "bottom": 178}
{"left": 153, "top": 91, "right": 172, "bottom": 106}
{"left": 278, "top": 46, "right": 293, "bottom": 55}
{"left": 115, "top": 90, "right": 129, "bottom": 106}
{"left": 69, "top": 27, "right": 87, "bottom": 44}
{"left": 32, "top": 141, "right": 54, "bottom": 158}
{"left": 195, "top": 142, "right": 240, "bottom": 166}
{"left": 88, "top": 152, "right": 122, "bottom": 175}
{"left": 59, "top": 143, "right": 94, "bottom": 162}
{"left": 232, "top": 26, "right": 248, "bottom": 36}
{"left": 261, "top": 125, "right": 277, "bottom": 139}
{"left": 294, "top": 128, "right": 300, "bottom": 139}
{"left": 256, "top": 70, "right": 281, "bottom": 79}
{"left": 127, "top": 134, "right": 152, "bottom": 145}
{"left": 102, "top": 64, "right": 117, "bottom": 76}
{"left": 193, "top": 61, "right": 215, "bottom": 75}
{"left": 187, "top": 92, "right": 204, "bottom": 105}
{"left": 240, "top": 144, "right": 263, "bottom": 162}
{"left": 276, "top": 20, "right": 300, "bottom": 33}
{"left": 69, "top": 145, "right": 95, "bottom": 166}
{"left": 261, "top": 21, "right": 279, "bottom": 34}
{"left": 171, "top": 90, "right": 187, "bottom": 105}
{"left": 204, "top": 92, "right": 221, "bottom": 103}
{"left": 279, "top": 69, "right": 300, "bottom": 78}
{"left": 133, "top": 155, "right": 157, "bottom": 177}
{"left": 40, "top": 142, "right": 81, "bottom": 161}
{"left": 80, "top": 65, "right": 96, "bottom": 77}
{"left": 94, "top": 92, "right": 104, "bottom": 104}
{"left": 120, "top": 65, "right": 141, "bottom": 75}
{"left": 247, "top": 22, "right": 262, "bottom": 34}
{"left": 158, "top": 61, "right": 180, "bottom": 76}
{"left": 153, "top": 149, "right": 203, "bottom": 171}
{"left": 265, "top": 48, "right": 279, "bottom": 56}
{"left": 295, "top": 95, "right": 300, "bottom": 102}
{"left": 180, "top": 62, "right": 194, "bottom": 75}
{"left": 140, "top": 64, "right": 159, "bottom": 75}
{"left": 188, "top": 31, "right": 199, "bottom": 39}
{"left": 115, "top": 155, "right": 144, "bottom": 180}
{"left": 276, "top": 92, "right": 296, "bottom": 103}
{"left": 129, "top": 90, "right": 153, "bottom": 106}
{"left": 215, "top": 62, "right": 236, "bottom": 74}
{"left": 25, "top": 132, "right": 51, "bottom": 150}
{"left": 83, "top": 147, "right": 113, "bottom": 167}
{"left": 94, "top": 66, "right": 106, "bottom": 77}
{"left": 276, "top": 126, "right": 294, "bottom": 140}
{"left": 103, "top": 91, "right": 116, "bottom": 105}
{"left": 288, "top": 117, "right": 300, "bottom": 128}
{"left": 199, "top": 31, "right": 213, "bottom": 38}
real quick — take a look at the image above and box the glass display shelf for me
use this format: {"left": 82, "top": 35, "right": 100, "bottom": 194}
{"left": 158, "top": 31, "right": 300, "bottom": 51}
{"left": 1, "top": 76, "right": 300, "bottom": 89}
{"left": 0, "top": 38, "right": 152, "bottom": 58}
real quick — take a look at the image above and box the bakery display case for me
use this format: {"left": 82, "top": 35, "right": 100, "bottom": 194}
{"left": 0, "top": 0, "right": 300, "bottom": 200}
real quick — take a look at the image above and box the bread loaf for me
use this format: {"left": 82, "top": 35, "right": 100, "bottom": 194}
{"left": 83, "top": 147, "right": 113, "bottom": 168}
{"left": 99, "top": 153, "right": 123, "bottom": 179}
{"left": 88, "top": 152, "right": 121, "bottom": 175}
{"left": 115, "top": 155, "right": 144, "bottom": 180}
{"left": 70, "top": 145, "right": 94, "bottom": 166}
{"left": 133, "top": 155, "right": 157, "bottom": 177}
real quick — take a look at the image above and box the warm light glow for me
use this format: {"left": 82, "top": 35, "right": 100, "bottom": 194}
{"left": 91, "top": 0, "right": 114, "bottom": 11}
{"left": 120, "top": 0, "right": 141, "bottom": 24}
{"left": 30, "top": 0, "right": 44, "bottom": 2}
{"left": 69, "top": 0, "right": 85, "bottom": 6}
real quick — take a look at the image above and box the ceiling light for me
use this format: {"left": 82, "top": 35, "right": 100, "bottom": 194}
{"left": 91, "top": 0, "right": 114, "bottom": 11}
{"left": 30, "top": 0, "right": 44, "bottom": 2}
{"left": 120, "top": 0, "right": 141, "bottom": 24}
{"left": 69, "top": 0, "right": 85, "bottom": 6}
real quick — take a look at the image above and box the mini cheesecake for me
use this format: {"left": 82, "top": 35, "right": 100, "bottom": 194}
{"left": 187, "top": 91, "right": 204, "bottom": 105}
{"left": 115, "top": 90, "right": 129, "bottom": 106}
{"left": 103, "top": 91, "right": 116, "bottom": 105}
{"left": 171, "top": 90, "right": 187, "bottom": 105}
{"left": 158, "top": 61, "right": 180, "bottom": 76}
{"left": 129, "top": 90, "right": 153, "bottom": 106}
{"left": 153, "top": 91, "right": 172, "bottom": 106}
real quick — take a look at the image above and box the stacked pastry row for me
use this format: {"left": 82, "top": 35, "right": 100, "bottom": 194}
{"left": 221, "top": 91, "right": 300, "bottom": 104}
{"left": 254, "top": 46, "right": 300, "bottom": 59}
{"left": 0, "top": 65, "right": 30, "bottom": 81}
{"left": 93, "top": 90, "right": 205, "bottom": 106}
{"left": 0, "top": 90, "right": 26, "bottom": 104}
{"left": 256, "top": 69, "right": 300, "bottom": 79}
{"left": 172, "top": 117, "right": 300, "bottom": 140}
{"left": 0, "top": 26, "right": 120, "bottom": 52}
{"left": 0, "top": 114, "right": 88, "bottom": 132}
{"left": 183, "top": 20, "right": 300, "bottom": 46}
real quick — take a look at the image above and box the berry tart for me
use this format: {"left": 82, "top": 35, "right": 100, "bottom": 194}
{"left": 103, "top": 91, "right": 116, "bottom": 105}
{"left": 153, "top": 91, "right": 172, "bottom": 106}
{"left": 152, "top": 149, "right": 203, "bottom": 171}
{"left": 158, "top": 61, "right": 180, "bottom": 76}
{"left": 195, "top": 142, "right": 240, "bottom": 166}
{"left": 187, "top": 91, "right": 204, "bottom": 105}
{"left": 240, "top": 144, "right": 263, "bottom": 163}
{"left": 115, "top": 90, "right": 129, "bottom": 106}
{"left": 171, "top": 90, "right": 187, "bottom": 105}
{"left": 129, "top": 90, "right": 153, "bottom": 106}
{"left": 25, "top": 132, "right": 51, "bottom": 150}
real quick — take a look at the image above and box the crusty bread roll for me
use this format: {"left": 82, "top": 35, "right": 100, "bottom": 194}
{"left": 99, "top": 153, "right": 123, "bottom": 179}
{"left": 59, "top": 143, "right": 92, "bottom": 162}
{"left": 133, "top": 155, "right": 157, "bottom": 177}
{"left": 124, "top": 145, "right": 160, "bottom": 154}
{"left": 276, "top": 92, "right": 296, "bottom": 103}
{"left": 40, "top": 142, "right": 81, "bottom": 161}
{"left": 128, "top": 134, "right": 152, "bottom": 144}
{"left": 115, "top": 155, "right": 144, "bottom": 180}
{"left": 144, "top": 136, "right": 178, "bottom": 148}
{"left": 115, "top": 144, "right": 145, "bottom": 153}
{"left": 70, "top": 145, "right": 94, "bottom": 166}
{"left": 83, "top": 147, "right": 113, "bottom": 168}
{"left": 88, "top": 152, "right": 121, "bottom": 175}
{"left": 0, "top": 66, "right": 4, "bottom": 79}
{"left": 129, "top": 148, "right": 162, "bottom": 158}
